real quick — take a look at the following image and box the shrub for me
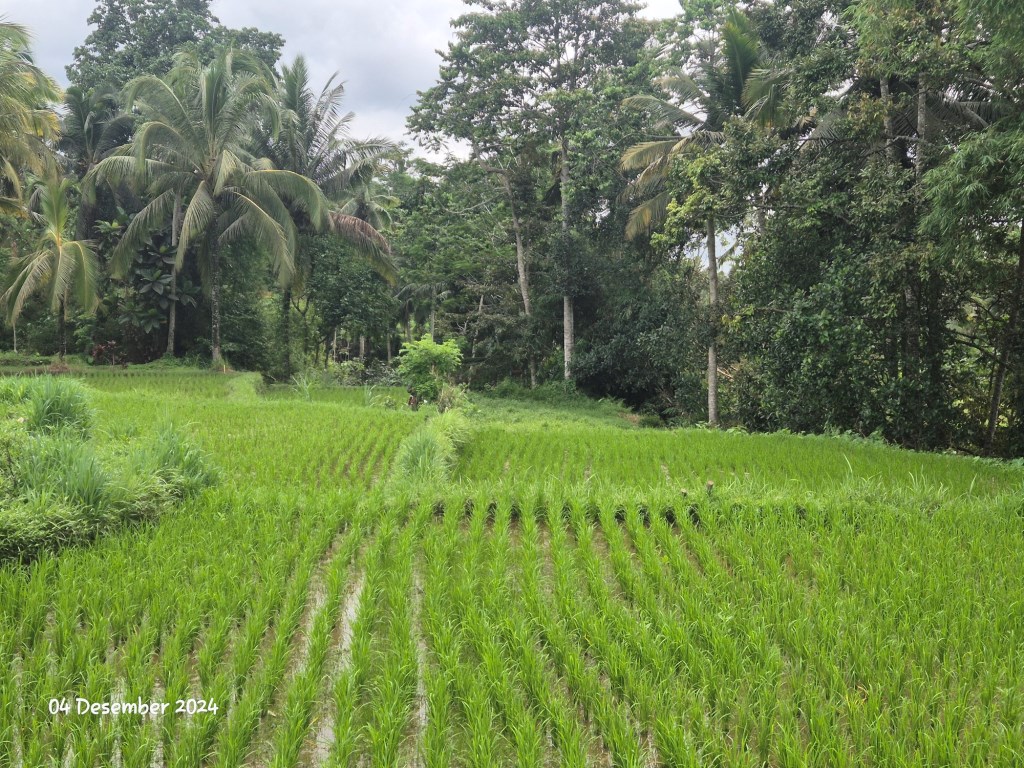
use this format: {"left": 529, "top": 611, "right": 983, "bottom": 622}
{"left": 0, "top": 379, "right": 219, "bottom": 563}
{"left": 436, "top": 383, "right": 471, "bottom": 413}
{"left": 0, "top": 377, "right": 32, "bottom": 405}
{"left": 18, "top": 437, "right": 111, "bottom": 512}
{"left": 397, "top": 337, "right": 462, "bottom": 401}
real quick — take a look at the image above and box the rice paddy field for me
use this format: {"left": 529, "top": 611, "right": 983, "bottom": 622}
{"left": 2, "top": 369, "right": 1024, "bottom": 767}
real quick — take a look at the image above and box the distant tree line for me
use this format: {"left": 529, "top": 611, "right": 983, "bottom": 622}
{"left": 2, "top": 0, "right": 1023, "bottom": 457}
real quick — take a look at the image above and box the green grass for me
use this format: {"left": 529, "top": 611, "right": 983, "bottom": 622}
{"left": 1, "top": 368, "right": 1022, "bottom": 767}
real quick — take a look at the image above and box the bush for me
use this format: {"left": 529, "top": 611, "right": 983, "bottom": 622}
{"left": 436, "top": 383, "right": 471, "bottom": 413}
{"left": 331, "top": 359, "right": 366, "bottom": 385}
{"left": 397, "top": 337, "right": 462, "bottom": 401}
{"left": 0, "top": 492, "right": 92, "bottom": 562}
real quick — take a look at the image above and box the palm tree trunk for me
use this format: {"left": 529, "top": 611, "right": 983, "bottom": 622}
{"left": 211, "top": 246, "right": 223, "bottom": 365}
{"left": 166, "top": 194, "right": 182, "bottom": 357}
{"left": 560, "top": 138, "right": 574, "bottom": 380}
{"left": 281, "top": 285, "right": 292, "bottom": 378}
{"left": 707, "top": 216, "right": 719, "bottom": 428}
{"left": 985, "top": 219, "right": 1024, "bottom": 453}
{"left": 58, "top": 292, "right": 68, "bottom": 362}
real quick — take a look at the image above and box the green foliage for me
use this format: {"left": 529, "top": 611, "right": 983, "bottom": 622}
{"left": 25, "top": 376, "right": 94, "bottom": 436}
{"left": 0, "top": 375, "right": 217, "bottom": 562}
{"left": 14, "top": 376, "right": 94, "bottom": 435}
{"left": 397, "top": 337, "right": 462, "bottom": 401}
{"left": 67, "top": 0, "right": 284, "bottom": 90}
{"left": 391, "top": 410, "right": 469, "bottom": 486}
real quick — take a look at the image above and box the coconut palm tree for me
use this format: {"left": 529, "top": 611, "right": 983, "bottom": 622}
{"left": 0, "top": 20, "right": 60, "bottom": 214}
{"left": 2, "top": 173, "right": 100, "bottom": 359}
{"left": 620, "top": 8, "right": 782, "bottom": 427}
{"left": 254, "top": 54, "right": 397, "bottom": 376}
{"left": 91, "top": 48, "right": 327, "bottom": 363}
{"left": 59, "top": 85, "right": 133, "bottom": 239}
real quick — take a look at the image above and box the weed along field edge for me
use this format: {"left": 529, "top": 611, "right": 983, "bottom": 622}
{"left": 2, "top": 370, "right": 1023, "bottom": 766}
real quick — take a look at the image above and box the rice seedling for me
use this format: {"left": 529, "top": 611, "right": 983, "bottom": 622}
{"left": 1, "top": 370, "right": 1022, "bottom": 767}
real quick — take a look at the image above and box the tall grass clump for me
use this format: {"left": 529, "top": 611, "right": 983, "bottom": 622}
{"left": 0, "top": 376, "right": 93, "bottom": 434}
{"left": 129, "top": 424, "right": 220, "bottom": 498}
{"left": 25, "top": 377, "right": 93, "bottom": 434}
{"left": 391, "top": 410, "right": 469, "bottom": 485}
{"left": 0, "top": 376, "right": 218, "bottom": 563}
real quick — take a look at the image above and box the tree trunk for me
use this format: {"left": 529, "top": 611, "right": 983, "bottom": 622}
{"left": 502, "top": 175, "right": 532, "bottom": 317}
{"left": 386, "top": 336, "right": 392, "bottom": 365}
{"left": 359, "top": 335, "right": 366, "bottom": 359}
{"left": 58, "top": 293, "right": 68, "bottom": 361}
{"left": 880, "top": 76, "right": 898, "bottom": 163}
{"left": 281, "top": 285, "right": 292, "bottom": 378}
{"left": 707, "top": 216, "right": 719, "bottom": 428}
{"left": 211, "top": 247, "right": 223, "bottom": 365}
{"left": 166, "top": 196, "right": 182, "bottom": 358}
{"left": 915, "top": 79, "right": 928, "bottom": 183}
{"left": 560, "top": 138, "right": 573, "bottom": 380}
{"left": 985, "top": 219, "right": 1024, "bottom": 453}
{"left": 430, "top": 287, "right": 436, "bottom": 342}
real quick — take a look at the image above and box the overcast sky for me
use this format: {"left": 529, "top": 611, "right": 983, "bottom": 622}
{"left": 3, "top": 0, "right": 682, "bottom": 153}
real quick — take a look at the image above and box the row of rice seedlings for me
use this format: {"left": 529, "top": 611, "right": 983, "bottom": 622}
{"left": 263, "top": 508, "right": 372, "bottom": 768}
{"left": 458, "top": 417, "right": 1023, "bottom": 499}
{"left": 142, "top": 518, "right": 309, "bottom": 768}
{"left": 561, "top": 504, "right": 729, "bottom": 766}
{"left": 88, "top": 390, "right": 421, "bottom": 492}
{"left": 735, "top": 506, "right": 1024, "bottom": 764}
{"left": 420, "top": 499, "right": 508, "bottom": 766}
{"left": 513, "top": 500, "right": 646, "bottom": 767}
{"left": 458, "top": 497, "right": 549, "bottom": 766}
{"left": 208, "top": 510, "right": 344, "bottom": 768}
{"left": 327, "top": 507, "right": 403, "bottom": 765}
{"left": 701, "top": 515, "right": 860, "bottom": 764}
{"left": 632, "top": 507, "right": 791, "bottom": 763}
{"left": 10, "top": 488, "right": 315, "bottom": 765}
{"left": 139, "top": 495, "right": 335, "bottom": 767}
{"left": 484, "top": 498, "right": 597, "bottom": 768}
{"left": 362, "top": 513, "right": 420, "bottom": 767}
{"left": 548, "top": 502, "right": 716, "bottom": 766}
{"left": 642, "top": 495, "right": 1024, "bottom": 764}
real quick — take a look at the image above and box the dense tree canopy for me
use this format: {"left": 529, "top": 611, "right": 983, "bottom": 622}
{"left": 2, "top": 0, "right": 1024, "bottom": 457}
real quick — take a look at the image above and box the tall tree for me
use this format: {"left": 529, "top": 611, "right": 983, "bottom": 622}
{"left": 254, "top": 55, "right": 395, "bottom": 377}
{"left": 60, "top": 85, "right": 133, "bottom": 241}
{"left": 621, "top": 8, "right": 774, "bottom": 426}
{"left": 91, "top": 49, "right": 326, "bottom": 363}
{"left": 411, "top": 0, "right": 651, "bottom": 380}
{"left": 2, "top": 174, "right": 100, "bottom": 359}
{"left": 0, "top": 21, "right": 60, "bottom": 214}
{"left": 68, "top": 0, "right": 284, "bottom": 90}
